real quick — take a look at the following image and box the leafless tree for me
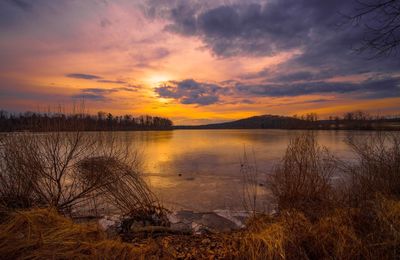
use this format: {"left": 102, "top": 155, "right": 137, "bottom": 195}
{"left": 345, "top": 0, "right": 400, "bottom": 57}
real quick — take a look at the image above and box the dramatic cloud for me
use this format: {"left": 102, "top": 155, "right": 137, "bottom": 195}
{"left": 97, "top": 79, "right": 127, "bottom": 84}
{"left": 6, "top": 0, "right": 32, "bottom": 12}
{"left": 66, "top": 73, "right": 128, "bottom": 85}
{"left": 1, "top": 0, "right": 400, "bottom": 123}
{"left": 71, "top": 88, "right": 118, "bottom": 101}
{"left": 71, "top": 93, "right": 106, "bottom": 100}
{"left": 235, "top": 77, "right": 400, "bottom": 99}
{"left": 155, "top": 79, "right": 225, "bottom": 105}
{"left": 78, "top": 88, "right": 118, "bottom": 94}
{"left": 158, "top": 0, "right": 400, "bottom": 78}
{"left": 272, "top": 71, "right": 321, "bottom": 83}
{"left": 163, "top": 1, "right": 349, "bottom": 56}
{"left": 66, "top": 73, "right": 102, "bottom": 80}
{"left": 116, "top": 87, "right": 138, "bottom": 92}
{"left": 155, "top": 76, "right": 400, "bottom": 104}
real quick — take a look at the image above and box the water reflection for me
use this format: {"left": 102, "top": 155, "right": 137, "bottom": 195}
{"left": 114, "top": 130, "right": 374, "bottom": 211}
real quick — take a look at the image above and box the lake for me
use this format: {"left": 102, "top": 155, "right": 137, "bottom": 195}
{"left": 118, "top": 129, "right": 370, "bottom": 212}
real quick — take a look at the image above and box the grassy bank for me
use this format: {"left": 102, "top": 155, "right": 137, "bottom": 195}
{"left": 1, "top": 196, "right": 398, "bottom": 259}
{"left": 0, "top": 132, "right": 399, "bottom": 259}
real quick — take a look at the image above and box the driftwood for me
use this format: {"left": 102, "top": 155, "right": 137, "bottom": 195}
{"left": 131, "top": 225, "right": 192, "bottom": 235}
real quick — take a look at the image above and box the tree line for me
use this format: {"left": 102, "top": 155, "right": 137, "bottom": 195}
{"left": 0, "top": 110, "right": 173, "bottom": 132}
{"left": 293, "top": 111, "right": 400, "bottom": 130}
{"left": 177, "top": 111, "right": 400, "bottom": 130}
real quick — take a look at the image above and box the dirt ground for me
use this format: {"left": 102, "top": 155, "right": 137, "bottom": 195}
{"left": 126, "top": 232, "right": 241, "bottom": 259}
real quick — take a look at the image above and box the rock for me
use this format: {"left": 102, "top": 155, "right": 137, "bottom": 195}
{"left": 175, "top": 210, "right": 201, "bottom": 222}
{"left": 169, "top": 210, "right": 249, "bottom": 234}
{"left": 167, "top": 212, "right": 180, "bottom": 224}
{"left": 197, "top": 213, "right": 237, "bottom": 232}
{"left": 213, "top": 210, "right": 249, "bottom": 228}
{"left": 98, "top": 215, "right": 122, "bottom": 237}
{"left": 98, "top": 218, "right": 115, "bottom": 230}
{"left": 170, "top": 222, "right": 192, "bottom": 233}
{"left": 98, "top": 215, "right": 120, "bottom": 230}
{"left": 192, "top": 222, "right": 210, "bottom": 235}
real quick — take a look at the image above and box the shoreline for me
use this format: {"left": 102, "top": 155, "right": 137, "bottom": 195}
{"left": 2, "top": 127, "right": 400, "bottom": 133}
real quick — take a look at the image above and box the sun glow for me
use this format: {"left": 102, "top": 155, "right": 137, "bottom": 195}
{"left": 146, "top": 74, "right": 172, "bottom": 86}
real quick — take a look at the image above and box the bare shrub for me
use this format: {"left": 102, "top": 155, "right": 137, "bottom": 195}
{"left": 335, "top": 133, "right": 400, "bottom": 258}
{"left": 0, "top": 121, "right": 166, "bottom": 222}
{"left": 239, "top": 132, "right": 400, "bottom": 259}
{"left": 340, "top": 132, "right": 400, "bottom": 207}
{"left": 241, "top": 148, "right": 261, "bottom": 215}
{"left": 78, "top": 156, "right": 169, "bottom": 227}
{"left": 0, "top": 133, "right": 44, "bottom": 210}
{"left": 0, "top": 131, "right": 114, "bottom": 213}
{"left": 268, "top": 133, "right": 336, "bottom": 219}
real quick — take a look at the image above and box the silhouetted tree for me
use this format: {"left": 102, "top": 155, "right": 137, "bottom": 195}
{"left": 346, "top": 0, "right": 400, "bottom": 57}
{"left": 0, "top": 110, "right": 173, "bottom": 132}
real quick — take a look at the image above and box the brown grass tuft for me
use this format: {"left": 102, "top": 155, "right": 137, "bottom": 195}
{"left": 0, "top": 208, "right": 162, "bottom": 259}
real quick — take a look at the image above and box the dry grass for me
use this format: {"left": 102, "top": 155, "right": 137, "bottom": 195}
{"left": 0, "top": 208, "right": 162, "bottom": 259}
{"left": 237, "top": 199, "right": 400, "bottom": 260}
{"left": 233, "top": 133, "right": 400, "bottom": 259}
{"left": 238, "top": 132, "right": 400, "bottom": 259}
{"left": 0, "top": 208, "right": 240, "bottom": 259}
{"left": 1, "top": 131, "right": 399, "bottom": 259}
{"left": 1, "top": 202, "right": 397, "bottom": 260}
{"left": 240, "top": 215, "right": 286, "bottom": 259}
{"left": 0, "top": 201, "right": 396, "bottom": 259}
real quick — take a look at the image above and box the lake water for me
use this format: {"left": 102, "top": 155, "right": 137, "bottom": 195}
{"left": 118, "top": 129, "right": 369, "bottom": 212}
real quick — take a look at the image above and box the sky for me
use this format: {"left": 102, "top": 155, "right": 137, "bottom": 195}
{"left": 0, "top": 0, "right": 399, "bottom": 125}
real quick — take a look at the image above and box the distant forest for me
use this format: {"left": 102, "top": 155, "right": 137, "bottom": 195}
{"left": 1, "top": 110, "right": 399, "bottom": 132}
{"left": 177, "top": 111, "right": 400, "bottom": 131}
{"left": 0, "top": 110, "right": 173, "bottom": 132}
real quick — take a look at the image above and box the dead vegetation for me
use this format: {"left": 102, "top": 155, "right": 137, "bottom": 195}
{"left": 237, "top": 195, "right": 400, "bottom": 259}
{"left": 0, "top": 122, "right": 168, "bottom": 223}
{"left": 0, "top": 208, "right": 162, "bottom": 259}
{"left": 0, "top": 208, "right": 241, "bottom": 259}
{"left": 341, "top": 132, "right": 400, "bottom": 206}
{"left": 241, "top": 148, "right": 261, "bottom": 215}
{"left": 237, "top": 132, "right": 400, "bottom": 259}
{"left": 0, "top": 130, "right": 400, "bottom": 259}
{"left": 268, "top": 133, "right": 337, "bottom": 220}
{"left": 78, "top": 156, "right": 169, "bottom": 228}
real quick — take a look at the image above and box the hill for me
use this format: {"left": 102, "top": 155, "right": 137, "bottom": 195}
{"left": 175, "top": 115, "right": 306, "bottom": 129}
{"left": 175, "top": 114, "right": 400, "bottom": 130}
